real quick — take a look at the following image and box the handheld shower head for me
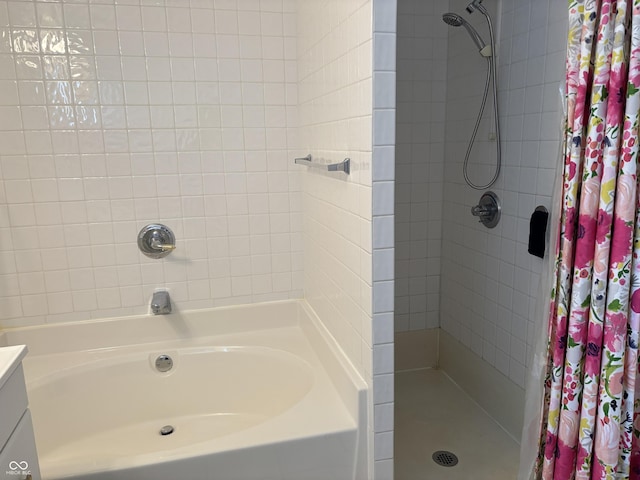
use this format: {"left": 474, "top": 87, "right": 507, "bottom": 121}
{"left": 441, "top": 12, "right": 488, "bottom": 53}
{"left": 444, "top": 1, "right": 502, "bottom": 190}
{"left": 442, "top": 12, "right": 465, "bottom": 27}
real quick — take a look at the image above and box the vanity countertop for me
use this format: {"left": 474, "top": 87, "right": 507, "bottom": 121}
{"left": 0, "top": 345, "right": 27, "bottom": 390}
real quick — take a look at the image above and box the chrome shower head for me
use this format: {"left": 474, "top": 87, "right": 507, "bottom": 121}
{"left": 441, "top": 12, "right": 488, "bottom": 53}
{"left": 442, "top": 12, "right": 465, "bottom": 27}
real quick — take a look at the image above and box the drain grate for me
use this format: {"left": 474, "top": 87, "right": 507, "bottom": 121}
{"left": 432, "top": 450, "right": 459, "bottom": 467}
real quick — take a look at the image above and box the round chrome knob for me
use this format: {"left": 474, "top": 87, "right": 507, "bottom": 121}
{"left": 471, "top": 191, "right": 501, "bottom": 228}
{"left": 138, "top": 224, "right": 176, "bottom": 259}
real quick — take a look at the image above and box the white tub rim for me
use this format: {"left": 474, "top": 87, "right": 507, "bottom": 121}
{"left": 0, "top": 299, "right": 369, "bottom": 479}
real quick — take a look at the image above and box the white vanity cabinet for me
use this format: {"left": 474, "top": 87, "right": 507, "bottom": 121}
{"left": 0, "top": 346, "right": 40, "bottom": 480}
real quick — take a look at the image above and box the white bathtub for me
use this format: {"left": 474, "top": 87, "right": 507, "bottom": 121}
{"left": 0, "top": 300, "right": 368, "bottom": 480}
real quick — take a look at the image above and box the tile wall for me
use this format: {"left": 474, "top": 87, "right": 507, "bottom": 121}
{"left": 0, "top": 0, "right": 399, "bottom": 474}
{"left": 297, "top": 0, "right": 373, "bottom": 379}
{"left": 440, "top": 0, "right": 568, "bottom": 387}
{"left": 371, "top": 0, "right": 396, "bottom": 476}
{"left": 394, "top": 0, "right": 448, "bottom": 332}
{"left": 0, "top": 0, "right": 303, "bottom": 326}
{"left": 297, "top": 0, "right": 396, "bottom": 477}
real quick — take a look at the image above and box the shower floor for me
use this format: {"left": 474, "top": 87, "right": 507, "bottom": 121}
{"left": 395, "top": 369, "right": 520, "bottom": 479}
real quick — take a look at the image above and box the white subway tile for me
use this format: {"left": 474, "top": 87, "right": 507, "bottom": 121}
{"left": 374, "top": 430, "right": 394, "bottom": 460}
{"left": 373, "top": 216, "right": 393, "bottom": 249}
{"left": 167, "top": 7, "right": 192, "bottom": 34}
{"left": 1, "top": 0, "right": 384, "bottom": 470}
{"left": 373, "top": 373, "right": 394, "bottom": 404}
{"left": 8, "top": 2, "right": 36, "bottom": 27}
{"left": 64, "top": 5, "right": 91, "bottom": 30}
{"left": 141, "top": 7, "right": 166, "bottom": 33}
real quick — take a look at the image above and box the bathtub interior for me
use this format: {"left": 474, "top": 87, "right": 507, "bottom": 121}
{"left": 0, "top": 300, "right": 368, "bottom": 480}
{"left": 28, "top": 346, "right": 314, "bottom": 457}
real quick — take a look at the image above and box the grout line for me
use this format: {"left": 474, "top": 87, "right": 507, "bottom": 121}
{"left": 393, "top": 366, "right": 434, "bottom": 373}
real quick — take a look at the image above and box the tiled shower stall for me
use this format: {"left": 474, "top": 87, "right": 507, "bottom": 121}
{"left": 0, "top": 0, "right": 396, "bottom": 477}
{"left": 395, "top": 0, "right": 568, "bottom": 438}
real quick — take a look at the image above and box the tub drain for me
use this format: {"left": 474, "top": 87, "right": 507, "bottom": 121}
{"left": 155, "top": 354, "right": 173, "bottom": 372}
{"left": 159, "top": 425, "right": 174, "bottom": 436}
{"left": 432, "top": 450, "right": 458, "bottom": 467}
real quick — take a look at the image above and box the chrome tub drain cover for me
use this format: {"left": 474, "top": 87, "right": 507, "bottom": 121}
{"left": 160, "top": 425, "right": 174, "bottom": 436}
{"left": 155, "top": 354, "right": 173, "bottom": 372}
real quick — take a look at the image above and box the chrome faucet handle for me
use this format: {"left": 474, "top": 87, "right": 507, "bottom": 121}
{"left": 471, "top": 191, "right": 501, "bottom": 228}
{"left": 138, "top": 224, "right": 176, "bottom": 259}
{"left": 471, "top": 204, "right": 493, "bottom": 217}
{"left": 150, "top": 237, "right": 176, "bottom": 252}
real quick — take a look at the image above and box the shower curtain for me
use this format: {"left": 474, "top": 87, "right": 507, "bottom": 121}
{"left": 528, "top": 0, "right": 640, "bottom": 479}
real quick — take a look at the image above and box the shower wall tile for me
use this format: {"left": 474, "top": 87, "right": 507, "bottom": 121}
{"left": 371, "top": 2, "right": 396, "bottom": 477}
{"left": 441, "top": 0, "right": 568, "bottom": 389}
{"left": 3, "top": 0, "right": 389, "bottom": 473}
{"left": 0, "top": 0, "right": 303, "bottom": 326}
{"left": 298, "top": 0, "right": 372, "bottom": 383}
{"left": 394, "top": 0, "right": 448, "bottom": 333}
{"left": 298, "top": 0, "right": 396, "bottom": 476}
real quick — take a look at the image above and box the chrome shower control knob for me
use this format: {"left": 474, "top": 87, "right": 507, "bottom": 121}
{"left": 138, "top": 224, "right": 176, "bottom": 259}
{"left": 471, "top": 191, "right": 501, "bottom": 228}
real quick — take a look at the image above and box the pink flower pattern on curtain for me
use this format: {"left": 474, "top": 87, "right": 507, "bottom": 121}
{"left": 534, "top": 0, "right": 640, "bottom": 478}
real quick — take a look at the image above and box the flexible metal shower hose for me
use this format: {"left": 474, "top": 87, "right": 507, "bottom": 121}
{"left": 463, "top": 15, "right": 501, "bottom": 190}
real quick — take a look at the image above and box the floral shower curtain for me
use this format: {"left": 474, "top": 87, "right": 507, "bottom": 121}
{"left": 534, "top": 0, "right": 640, "bottom": 479}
